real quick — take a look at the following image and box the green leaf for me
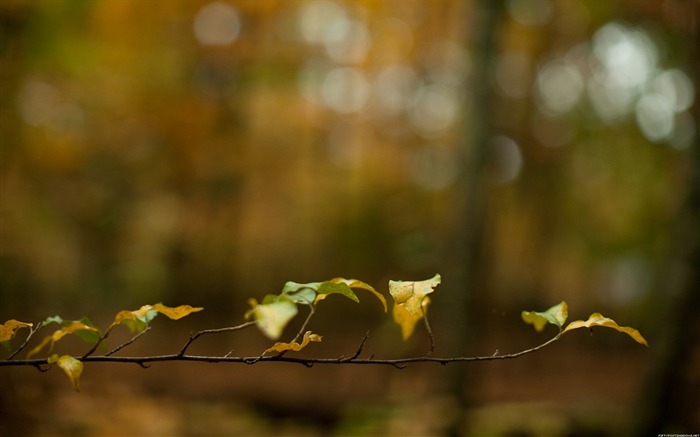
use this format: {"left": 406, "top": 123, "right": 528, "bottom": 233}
{"left": 49, "top": 354, "right": 83, "bottom": 391}
{"left": 41, "top": 315, "right": 64, "bottom": 327}
{"left": 282, "top": 278, "right": 386, "bottom": 310}
{"left": 283, "top": 287, "right": 317, "bottom": 305}
{"left": 245, "top": 297, "right": 298, "bottom": 340}
{"left": 521, "top": 302, "right": 568, "bottom": 332}
{"left": 72, "top": 317, "right": 102, "bottom": 345}
{"left": 317, "top": 281, "right": 360, "bottom": 303}
{"left": 281, "top": 281, "right": 322, "bottom": 294}
{"left": 562, "top": 312, "right": 648, "bottom": 346}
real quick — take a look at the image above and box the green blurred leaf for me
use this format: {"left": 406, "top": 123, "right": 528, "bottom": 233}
{"left": 41, "top": 316, "right": 64, "bottom": 327}
{"left": 521, "top": 302, "right": 568, "bottom": 332}
{"left": 245, "top": 297, "right": 298, "bottom": 340}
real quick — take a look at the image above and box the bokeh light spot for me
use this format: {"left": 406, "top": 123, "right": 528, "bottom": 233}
{"left": 194, "top": 2, "right": 241, "bottom": 46}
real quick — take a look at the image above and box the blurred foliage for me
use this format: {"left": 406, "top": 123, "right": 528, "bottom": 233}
{"left": 2, "top": 0, "right": 694, "bottom": 323}
{"left": 0, "top": 0, "right": 697, "bottom": 433}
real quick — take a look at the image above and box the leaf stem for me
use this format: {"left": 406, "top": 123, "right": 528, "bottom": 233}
{"left": 106, "top": 326, "right": 151, "bottom": 356}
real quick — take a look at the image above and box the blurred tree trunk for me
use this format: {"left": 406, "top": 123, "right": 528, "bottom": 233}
{"left": 633, "top": 3, "right": 700, "bottom": 433}
{"left": 443, "top": 0, "right": 504, "bottom": 435}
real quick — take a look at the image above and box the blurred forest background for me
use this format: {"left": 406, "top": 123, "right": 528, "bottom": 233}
{"left": 1, "top": 0, "right": 698, "bottom": 436}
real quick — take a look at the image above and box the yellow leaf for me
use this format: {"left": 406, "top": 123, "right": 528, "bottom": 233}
{"left": 27, "top": 322, "right": 100, "bottom": 358}
{"left": 49, "top": 354, "right": 83, "bottom": 391}
{"left": 151, "top": 303, "right": 203, "bottom": 320}
{"left": 389, "top": 274, "right": 440, "bottom": 316}
{"left": 393, "top": 297, "right": 430, "bottom": 341}
{"left": 563, "top": 313, "right": 648, "bottom": 346}
{"left": 0, "top": 319, "right": 33, "bottom": 343}
{"left": 108, "top": 303, "right": 203, "bottom": 332}
{"left": 263, "top": 331, "right": 322, "bottom": 354}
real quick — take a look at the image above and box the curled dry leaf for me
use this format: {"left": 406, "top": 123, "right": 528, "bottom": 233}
{"left": 263, "top": 331, "right": 322, "bottom": 355}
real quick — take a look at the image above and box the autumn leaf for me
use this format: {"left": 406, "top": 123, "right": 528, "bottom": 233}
{"left": 151, "top": 304, "right": 203, "bottom": 320}
{"left": 48, "top": 354, "right": 83, "bottom": 391}
{"left": 28, "top": 322, "right": 100, "bottom": 358}
{"left": 563, "top": 313, "right": 648, "bottom": 346}
{"left": 389, "top": 274, "right": 440, "bottom": 340}
{"left": 0, "top": 319, "right": 33, "bottom": 350}
{"left": 521, "top": 302, "right": 568, "bottom": 332}
{"left": 393, "top": 297, "right": 430, "bottom": 341}
{"left": 245, "top": 297, "right": 298, "bottom": 340}
{"left": 389, "top": 274, "right": 441, "bottom": 316}
{"left": 108, "top": 303, "right": 203, "bottom": 333}
{"left": 263, "top": 331, "right": 322, "bottom": 355}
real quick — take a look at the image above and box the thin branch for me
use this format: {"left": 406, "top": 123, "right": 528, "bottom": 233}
{"left": 82, "top": 325, "right": 115, "bottom": 359}
{"left": 7, "top": 321, "right": 43, "bottom": 360}
{"left": 106, "top": 326, "right": 151, "bottom": 356}
{"left": 339, "top": 331, "right": 370, "bottom": 362}
{"left": 178, "top": 321, "right": 256, "bottom": 356}
{"left": 291, "top": 303, "right": 315, "bottom": 344}
{"left": 0, "top": 332, "right": 563, "bottom": 368}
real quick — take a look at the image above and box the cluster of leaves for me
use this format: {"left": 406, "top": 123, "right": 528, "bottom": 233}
{"left": 1, "top": 275, "right": 647, "bottom": 391}
{"left": 521, "top": 301, "right": 648, "bottom": 346}
{"left": 1, "top": 304, "right": 203, "bottom": 390}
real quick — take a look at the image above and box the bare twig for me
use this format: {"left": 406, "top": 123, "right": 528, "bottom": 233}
{"left": 8, "top": 321, "right": 43, "bottom": 360}
{"left": 340, "top": 331, "right": 370, "bottom": 362}
{"left": 106, "top": 326, "right": 152, "bottom": 356}
{"left": 291, "top": 303, "right": 315, "bottom": 344}
{"left": 82, "top": 325, "right": 115, "bottom": 359}
{"left": 178, "top": 321, "right": 256, "bottom": 356}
